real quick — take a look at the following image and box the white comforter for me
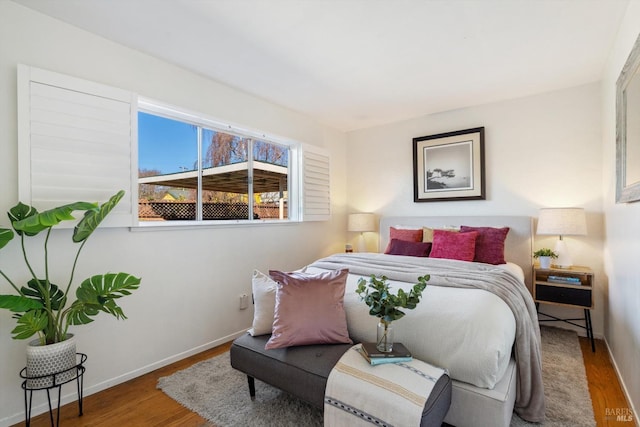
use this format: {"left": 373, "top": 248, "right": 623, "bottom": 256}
{"left": 305, "top": 262, "right": 515, "bottom": 389}
{"left": 307, "top": 253, "right": 545, "bottom": 422}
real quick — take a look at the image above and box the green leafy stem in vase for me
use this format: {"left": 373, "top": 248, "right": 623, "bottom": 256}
{"left": 355, "top": 274, "right": 429, "bottom": 348}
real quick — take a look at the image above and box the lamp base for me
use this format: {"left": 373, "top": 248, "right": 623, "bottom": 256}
{"left": 553, "top": 263, "right": 573, "bottom": 269}
{"left": 552, "top": 239, "right": 573, "bottom": 269}
{"left": 357, "top": 233, "right": 366, "bottom": 252}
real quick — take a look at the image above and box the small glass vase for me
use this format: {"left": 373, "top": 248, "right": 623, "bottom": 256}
{"left": 376, "top": 320, "right": 394, "bottom": 352}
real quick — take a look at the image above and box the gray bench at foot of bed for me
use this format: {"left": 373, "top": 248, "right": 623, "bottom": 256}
{"left": 230, "top": 333, "right": 452, "bottom": 426}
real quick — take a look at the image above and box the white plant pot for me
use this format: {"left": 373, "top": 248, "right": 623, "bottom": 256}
{"left": 538, "top": 256, "right": 552, "bottom": 269}
{"left": 26, "top": 334, "right": 77, "bottom": 388}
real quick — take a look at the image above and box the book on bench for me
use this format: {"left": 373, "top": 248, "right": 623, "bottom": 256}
{"left": 359, "top": 342, "right": 413, "bottom": 365}
{"left": 361, "top": 342, "right": 412, "bottom": 358}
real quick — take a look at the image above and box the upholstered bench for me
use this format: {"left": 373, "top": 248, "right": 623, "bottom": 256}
{"left": 230, "top": 333, "right": 453, "bottom": 426}
{"left": 230, "top": 333, "right": 352, "bottom": 409}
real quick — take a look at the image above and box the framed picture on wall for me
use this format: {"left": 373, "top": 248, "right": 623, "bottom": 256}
{"left": 616, "top": 33, "right": 640, "bottom": 203}
{"left": 413, "top": 127, "right": 485, "bottom": 202}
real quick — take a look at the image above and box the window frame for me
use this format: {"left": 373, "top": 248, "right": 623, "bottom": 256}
{"left": 137, "top": 98, "right": 299, "bottom": 226}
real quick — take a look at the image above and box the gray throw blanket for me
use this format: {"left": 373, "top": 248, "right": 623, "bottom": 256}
{"left": 309, "top": 253, "right": 546, "bottom": 423}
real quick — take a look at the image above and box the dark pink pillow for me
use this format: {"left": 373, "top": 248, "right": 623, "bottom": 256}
{"left": 460, "top": 226, "right": 510, "bottom": 265}
{"left": 389, "top": 226, "right": 423, "bottom": 242}
{"left": 265, "top": 269, "right": 352, "bottom": 350}
{"left": 384, "top": 227, "right": 423, "bottom": 253}
{"left": 429, "top": 229, "right": 478, "bottom": 262}
{"left": 386, "top": 239, "right": 432, "bottom": 257}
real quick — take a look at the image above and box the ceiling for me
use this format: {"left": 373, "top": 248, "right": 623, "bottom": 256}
{"left": 13, "top": 0, "right": 630, "bottom": 131}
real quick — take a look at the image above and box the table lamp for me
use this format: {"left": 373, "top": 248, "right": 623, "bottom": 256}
{"left": 348, "top": 213, "right": 376, "bottom": 252}
{"left": 536, "top": 207, "right": 587, "bottom": 268}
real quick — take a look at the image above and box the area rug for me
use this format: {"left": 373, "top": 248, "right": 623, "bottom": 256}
{"left": 157, "top": 326, "right": 594, "bottom": 427}
{"left": 511, "top": 326, "right": 595, "bottom": 427}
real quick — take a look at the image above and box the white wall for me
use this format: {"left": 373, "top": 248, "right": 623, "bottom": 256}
{"left": 601, "top": 1, "right": 640, "bottom": 417}
{"left": 346, "top": 83, "right": 605, "bottom": 335}
{"left": 0, "top": 2, "right": 347, "bottom": 425}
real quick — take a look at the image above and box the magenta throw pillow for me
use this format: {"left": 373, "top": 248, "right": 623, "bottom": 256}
{"left": 429, "top": 229, "right": 478, "bottom": 262}
{"left": 386, "top": 239, "right": 432, "bottom": 257}
{"left": 264, "top": 269, "right": 352, "bottom": 350}
{"left": 460, "top": 226, "right": 510, "bottom": 265}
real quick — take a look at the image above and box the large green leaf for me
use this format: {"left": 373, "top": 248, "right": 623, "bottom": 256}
{"left": 10, "top": 310, "right": 48, "bottom": 340}
{"left": 67, "top": 272, "right": 141, "bottom": 325}
{"left": 21, "top": 279, "right": 65, "bottom": 310}
{"left": 7, "top": 203, "right": 39, "bottom": 236}
{"left": 0, "top": 294, "right": 43, "bottom": 312}
{"left": 73, "top": 190, "right": 124, "bottom": 243}
{"left": 0, "top": 228, "right": 14, "bottom": 249}
{"left": 12, "top": 201, "right": 98, "bottom": 235}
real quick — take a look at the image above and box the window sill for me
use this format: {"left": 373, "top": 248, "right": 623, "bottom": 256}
{"left": 130, "top": 218, "right": 298, "bottom": 232}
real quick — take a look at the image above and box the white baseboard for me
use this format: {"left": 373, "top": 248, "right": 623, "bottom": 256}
{"left": 0, "top": 329, "right": 247, "bottom": 427}
{"left": 603, "top": 337, "right": 639, "bottom": 427}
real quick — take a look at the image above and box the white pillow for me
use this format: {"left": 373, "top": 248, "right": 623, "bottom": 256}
{"left": 247, "top": 270, "right": 277, "bottom": 336}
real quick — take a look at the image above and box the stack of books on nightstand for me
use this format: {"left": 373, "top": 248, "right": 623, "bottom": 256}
{"left": 547, "top": 275, "right": 582, "bottom": 285}
{"left": 359, "top": 342, "right": 413, "bottom": 365}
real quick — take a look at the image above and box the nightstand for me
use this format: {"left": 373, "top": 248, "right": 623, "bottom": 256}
{"left": 533, "top": 265, "right": 595, "bottom": 352}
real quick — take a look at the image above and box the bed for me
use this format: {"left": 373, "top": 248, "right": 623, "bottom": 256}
{"left": 303, "top": 216, "right": 545, "bottom": 426}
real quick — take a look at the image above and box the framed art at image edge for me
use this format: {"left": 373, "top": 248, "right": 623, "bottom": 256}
{"left": 616, "top": 33, "right": 640, "bottom": 204}
{"left": 413, "top": 127, "right": 485, "bottom": 202}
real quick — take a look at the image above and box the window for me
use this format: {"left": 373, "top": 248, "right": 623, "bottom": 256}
{"left": 18, "top": 65, "right": 330, "bottom": 226}
{"left": 137, "top": 107, "right": 291, "bottom": 223}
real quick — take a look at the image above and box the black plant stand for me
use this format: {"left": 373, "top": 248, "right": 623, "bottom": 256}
{"left": 20, "top": 353, "right": 87, "bottom": 427}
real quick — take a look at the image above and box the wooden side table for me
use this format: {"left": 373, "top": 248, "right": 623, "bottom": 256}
{"left": 20, "top": 353, "right": 87, "bottom": 426}
{"left": 533, "top": 265, "right": 595, "bottom": 352}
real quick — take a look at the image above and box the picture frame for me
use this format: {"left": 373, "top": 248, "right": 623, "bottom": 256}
{"left": 413, "top": 127, "right": 485, "bottom": 202}
{"left": 616, "top": 33, "right": 640, "bottom": 203}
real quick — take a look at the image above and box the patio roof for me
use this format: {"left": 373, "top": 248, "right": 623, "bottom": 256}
{"left": 138, "top": 161, "right": 287, "bottom": 194}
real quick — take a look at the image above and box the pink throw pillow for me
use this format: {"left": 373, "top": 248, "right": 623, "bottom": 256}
{"left": 460, "top": 226, "right": 510, "bottom": 265}
{"left": 385, "top": 227, "right": 423, "bottom": 253}
{"left": 386, "top": 239, "right": 432, "bottom": 257}
{"left": 429, "top": 229, "right": 478, "bottom": 262}
{"left": 265, "top": 269, "right": 352, "bottom": 350}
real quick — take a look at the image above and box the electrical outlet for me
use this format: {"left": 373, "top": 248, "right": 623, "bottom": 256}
{"left": 239, "top": 293, "right": 249, "bottom": 310}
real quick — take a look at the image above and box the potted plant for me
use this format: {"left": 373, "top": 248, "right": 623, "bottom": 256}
{"left": 356, "top": 274, "right": 429, "bottom": 352}
{"left": 0, "top": 190, "right": 141, "bottom": 387}
{"left": 533, "top": 248, "right": 558, "bottom": 269}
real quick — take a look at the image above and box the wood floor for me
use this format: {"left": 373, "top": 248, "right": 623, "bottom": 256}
{"left": 579, "top": 338, "right": 635, "bottom": 426}
{"left": 13, "top": 337, "right": 633, "bottom": 427}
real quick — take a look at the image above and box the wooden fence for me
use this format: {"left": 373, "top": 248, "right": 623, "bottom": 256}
{"left": 139, "top": 201, "right": 287, "bottom": 220}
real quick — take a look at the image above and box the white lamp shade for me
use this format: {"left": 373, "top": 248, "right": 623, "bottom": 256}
{"left": 536, "top": 208, "right": 587, "bottom": 236}
{"left": 537, "top": 207, "right": 586, "bottom": 269}
{"left": 348, "top": 213, "right": 376, "bottom": 232}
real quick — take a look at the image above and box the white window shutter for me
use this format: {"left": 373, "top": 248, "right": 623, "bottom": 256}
{"left": 17, "top": 65, "right": 136, "bottom": 227}
{"left": 300, "top": 145, "right": 330, "bottom": 221}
